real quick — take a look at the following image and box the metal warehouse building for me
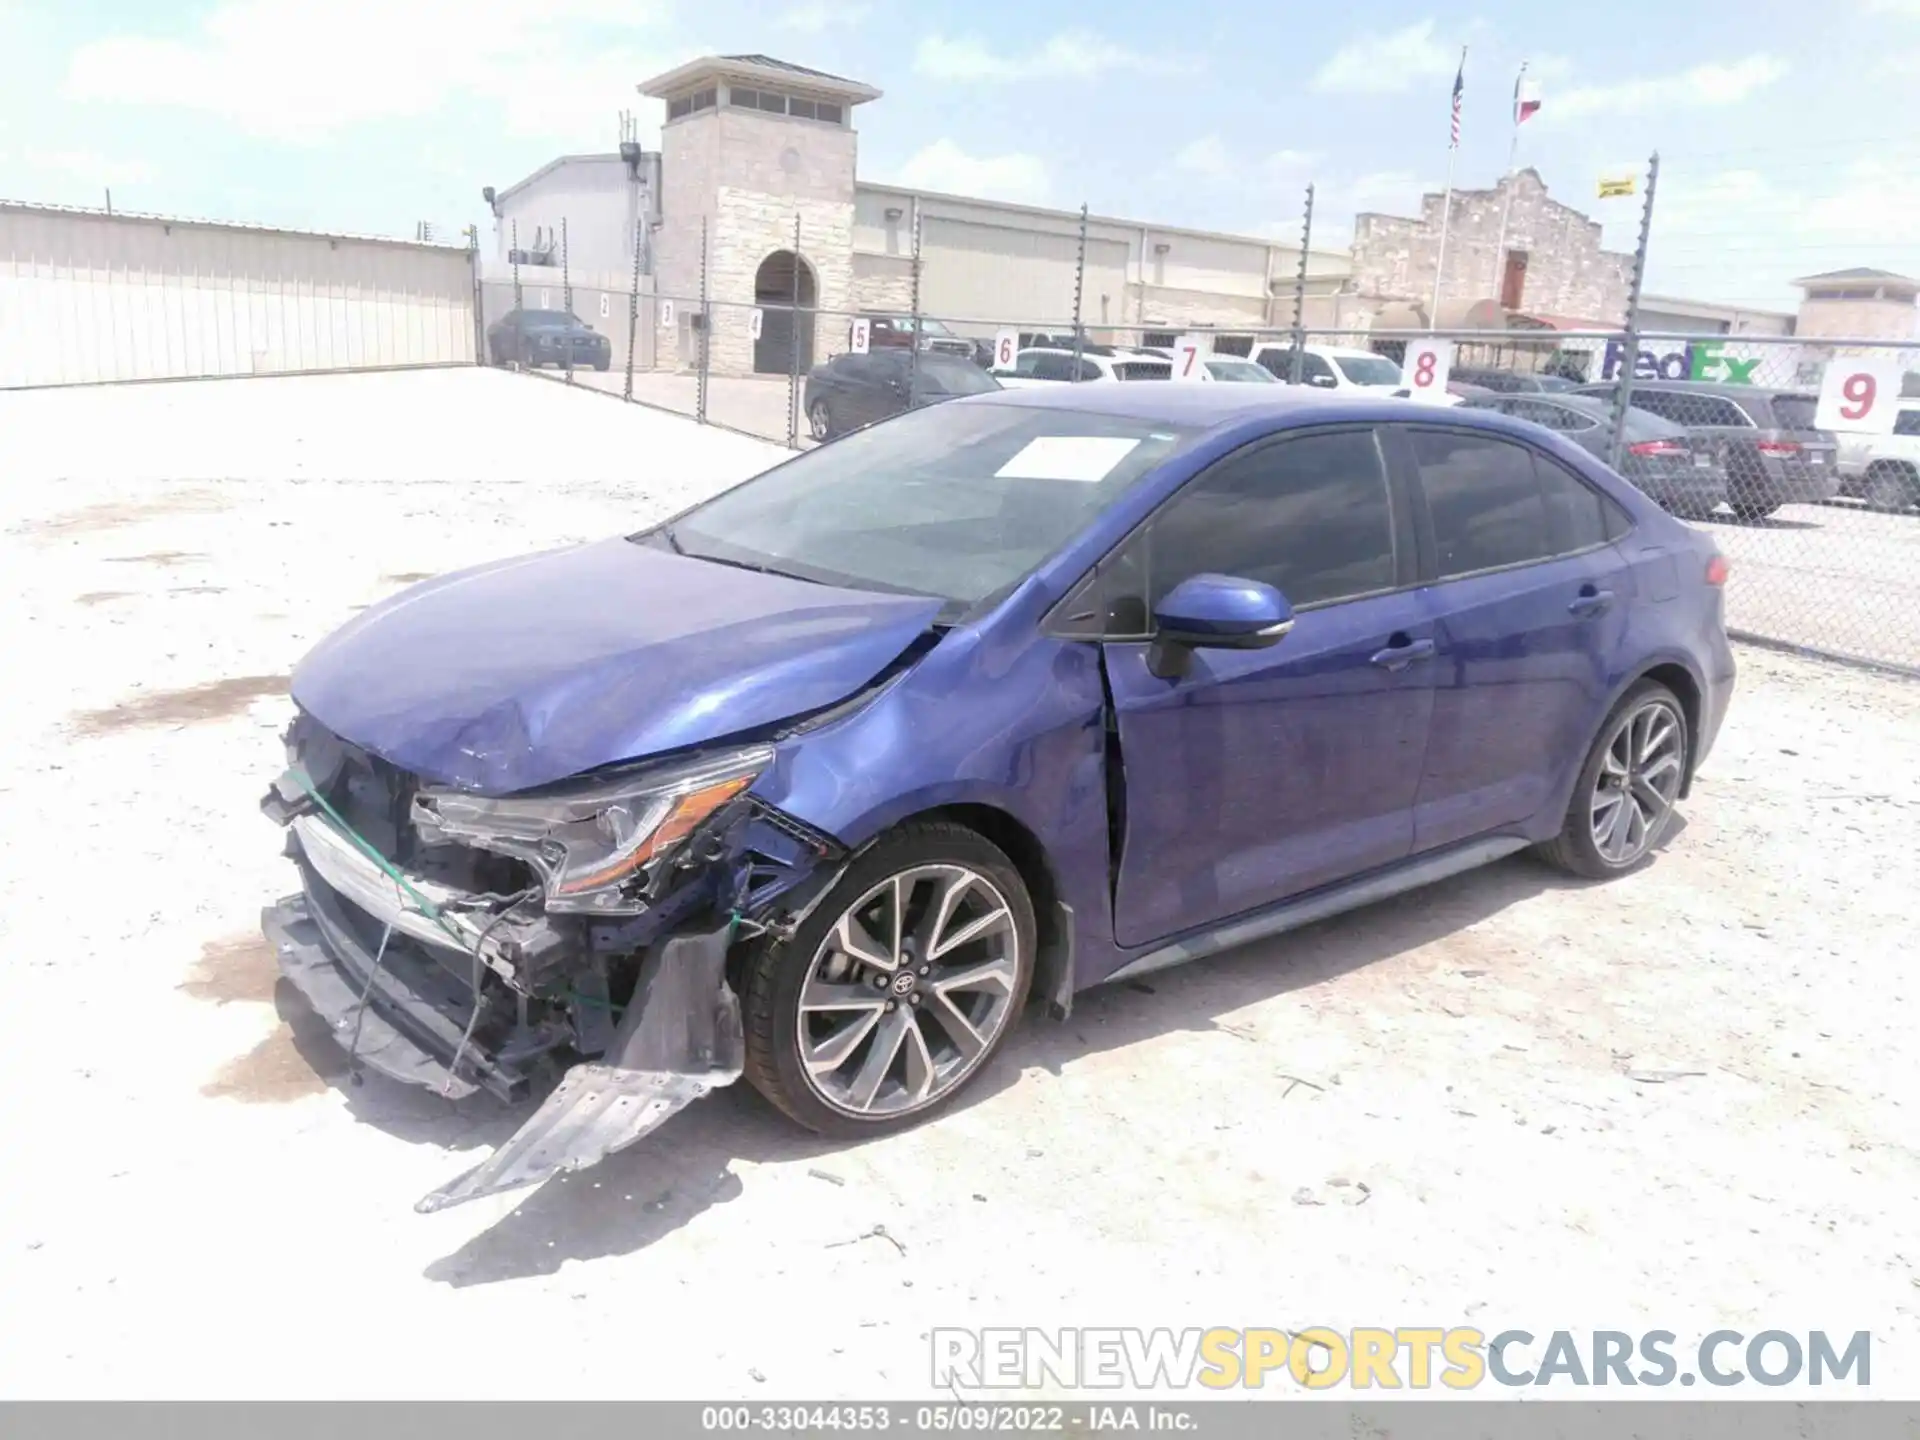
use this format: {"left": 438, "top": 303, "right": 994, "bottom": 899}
{"left": 483, "top": 53, "right": 1354, "bottom": 379}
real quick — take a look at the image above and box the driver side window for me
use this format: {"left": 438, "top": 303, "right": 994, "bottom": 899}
{"left": 1052, "top": 428, "right": 1401, "bottom": 638}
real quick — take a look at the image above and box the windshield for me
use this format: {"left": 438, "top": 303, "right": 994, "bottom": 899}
{"left": 1332, "top": 352, "right": 1403, "bottom": 385}
{"left": 913, "top": 362, "right": 1000, "bottom": 397}
{"left": 1205, "top": 359, "right": 1276, "bottom": 383}
{"left": 648, "top": 402, "right": 1197, "bottom": 611}
{"left": 519, "top": 310, "right": 580, "bottom": 329}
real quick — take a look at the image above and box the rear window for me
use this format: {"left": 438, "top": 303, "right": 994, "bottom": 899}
{"left": 1332, "top": 353, "right": 1403, "bottom": 386}
{"left": 1115, "top": 361, "right": 1172, "bottom": 381}
{"left": 1765, "top": 394, "right": 1819, "bottom": 430}
{"left": 914, "top": 362, "right": 999, "bottom": 397}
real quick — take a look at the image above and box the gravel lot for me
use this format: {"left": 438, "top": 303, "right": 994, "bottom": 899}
{"left": 1, "top": 368, "right": 1916, "bottom": 1400}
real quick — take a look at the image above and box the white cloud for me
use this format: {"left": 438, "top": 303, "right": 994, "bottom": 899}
{"left": 914, "top": 31, "right": 1188, "bottom": 83}
{"left": 1553, "top": 54, "right": 1788, "bottom": 120}
{"left": 1174, "top": 135, "right": 1231, "bottom": 180}
{"left": 65, "top": 0, "right": 670, "bottom": 142}
{"left": 1345, "top": 170, "right": 1431, "bottom": 211}
{"left": 1312, "top": 21, "right": 1456, "bottom": 95}
{"left": 23, "top": 148, "right": 154, "bottom": 187}
{"left": 1174, "top": 137, "right": 1319, "bottom": 185}
{"left": 891, "top": 138, "right": 1049, "bottom": 204}
{"left": 779, "top": 1, "right": 872, "bottom": 32}
{"left": 1644, "top": 161, "right": 1920, "bottom": 306}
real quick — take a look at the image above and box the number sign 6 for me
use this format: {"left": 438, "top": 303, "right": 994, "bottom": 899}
{"left": 993, "top": 329, "right": 1019, "bottom": 369}
{"left": 1399, "top": 339, "right": 1453, "bottom": 403}
{"left": 1816, "top": 358, "right": 1901, "bottom": 434}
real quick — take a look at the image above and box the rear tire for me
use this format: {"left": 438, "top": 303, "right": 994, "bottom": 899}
{"left": 1865, "top": 462, "right": 1917, "bottom": 514}
{"left": 742, "top": 821, "right": 1035, "bottom": 1137}
{"left": 1537, "top": 680, "right": 1690, "bottom": 880}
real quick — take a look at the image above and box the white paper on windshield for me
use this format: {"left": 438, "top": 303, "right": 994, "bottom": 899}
{"left": 994, "top": 436, "right": 1142, "bottom": 483}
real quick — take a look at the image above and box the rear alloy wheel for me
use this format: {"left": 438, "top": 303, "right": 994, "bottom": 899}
{"left": 1865, "top": 463, "right": 1917, "bottom": 514}
{"left": 808, "top": 399, "right": 835, "bottom": 442}
{"left": 742, "top": 822, "right": 1035, "bottom": 1136}
{"left": 1538, "top": 681, "right": 1689, "bottom": 879}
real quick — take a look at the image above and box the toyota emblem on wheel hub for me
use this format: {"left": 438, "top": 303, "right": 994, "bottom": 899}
{"left": 890, "top": 972, "right": 917, "bottom": 996}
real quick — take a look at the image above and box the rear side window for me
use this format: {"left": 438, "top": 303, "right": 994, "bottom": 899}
{"left": 1412, "top": 431, "right": 1629, "bottom": 579}
{"left": 1896, "top": 409, "right": 1920, "bottom": 437}
{"left": 1766, "top": 394, "right": 1818, "bottom": 430}
{"left": 1147, "top": 429, "right": 1398, "bottom": 609}
{"left": 1534, "top": 453, "right": 1632, "bottom": 551}
{"left": 1412, "top": 432, "right": 1548, "bottom": 577}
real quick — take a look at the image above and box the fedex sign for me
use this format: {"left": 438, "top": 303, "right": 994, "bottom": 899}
{"left": 1601, "top": 338, "right": 1762, "bottom": 384}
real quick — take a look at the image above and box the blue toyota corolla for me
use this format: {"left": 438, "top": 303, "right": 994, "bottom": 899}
{"left": 260, "top": 384, "right": 1734, "bottom": 1211}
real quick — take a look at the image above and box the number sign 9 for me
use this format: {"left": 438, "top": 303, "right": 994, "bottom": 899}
{"left": 1816, "top": 358, "right": 1901, "bottom": 434}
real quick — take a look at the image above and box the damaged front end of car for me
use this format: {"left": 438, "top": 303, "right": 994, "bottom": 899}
{"left": 258, "top": 710, "right": 848, "bottom": 1214}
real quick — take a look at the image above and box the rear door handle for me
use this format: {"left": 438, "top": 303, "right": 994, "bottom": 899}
{"left": 1370, "top": 636, "right": 1436, "bottom": 671}
{"left": 1568, "top": 587, "right": 1616, "bottom": 619}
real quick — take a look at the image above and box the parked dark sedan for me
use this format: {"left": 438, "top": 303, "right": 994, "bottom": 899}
{"left": 1460, "top": 392, "right": 1728, "bottom": 517}
{"left": 1574, "top": 381, "right": 1837, "bottom": 519}
{"left": 804, "top": 350, "right": 1000, "bottom": 440}
{"left": 1453, "top": 365, "right": 1575, "bottom": 395}
{"left": 487, "top": 309, "right": 612, "bottom": 371}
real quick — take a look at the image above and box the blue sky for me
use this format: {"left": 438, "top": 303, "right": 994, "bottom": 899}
{"left": 5, "top": 0, "right": 1918, "bottom": 308}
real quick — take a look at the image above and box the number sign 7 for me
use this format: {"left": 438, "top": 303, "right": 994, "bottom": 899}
{"left": 1173, "top": 334, "right": 1208, "bottom": 382}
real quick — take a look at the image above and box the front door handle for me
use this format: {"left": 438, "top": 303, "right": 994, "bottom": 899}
{"left": 1568, "top": 586, "right": 1616, "bottom": 619}
{"left": 1370, "top": 636, "right": 1436, "bottom": 671}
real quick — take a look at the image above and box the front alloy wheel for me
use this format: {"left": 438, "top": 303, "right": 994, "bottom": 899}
{"left": 808, "top": 399, "right": 834, "bottom": 442}
{"left": 742, "top": 822, "right": 1035, "bottom": 1134}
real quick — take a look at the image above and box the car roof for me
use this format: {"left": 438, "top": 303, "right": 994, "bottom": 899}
{"left": 963, "top": 382, "right": 1576, "bottom": 441}
{"left": 1582, "top": 379, "right": 1813, "bottom": 399}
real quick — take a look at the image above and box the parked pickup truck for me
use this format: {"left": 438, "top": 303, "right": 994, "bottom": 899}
{"left": 1836, "top": 402, "right": 1920, "bottom": 513}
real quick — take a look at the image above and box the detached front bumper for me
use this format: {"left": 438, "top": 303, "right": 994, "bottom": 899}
{"left": 259, "top": 734, "right": 844, "bottom": 1211}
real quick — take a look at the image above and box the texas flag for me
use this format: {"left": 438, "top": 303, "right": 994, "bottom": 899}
{"left": 1514, "top": 63, "right": 1542, "bottom": 125}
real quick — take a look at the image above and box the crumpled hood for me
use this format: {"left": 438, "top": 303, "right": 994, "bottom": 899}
{"left": 291, "top": 537, "right": 943, "bottom": 793}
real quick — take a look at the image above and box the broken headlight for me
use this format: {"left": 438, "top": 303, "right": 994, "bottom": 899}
{"left": 410, "top": 745, "right": 772, "bottom": 915}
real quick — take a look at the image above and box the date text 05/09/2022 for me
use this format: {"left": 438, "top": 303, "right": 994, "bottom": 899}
{"left": 699, "top": 1404, "right": 1197, "bottom": 1432}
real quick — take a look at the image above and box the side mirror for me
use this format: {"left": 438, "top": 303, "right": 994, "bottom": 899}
{"left": 1309, "top": 373, "right": 1339, "bottom": 388}
{"left": 1149, "top": 574, "right": 1293, "bottom": 678}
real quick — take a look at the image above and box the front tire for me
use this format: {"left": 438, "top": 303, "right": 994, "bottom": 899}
{"left": 1538, "top": 681, "right": 1690, "bottom": 880}
{"left": 807, "top": 398, "right": 835, "bottom": 442}
{"left": 742, "top": 821, "right": 1035, "bottom": 1136}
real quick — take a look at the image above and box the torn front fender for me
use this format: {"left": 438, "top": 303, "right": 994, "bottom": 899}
{"left": 415, "top": 919, "right": 744, "bottom": 1214}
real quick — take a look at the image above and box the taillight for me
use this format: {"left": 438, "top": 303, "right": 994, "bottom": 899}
{"left": 1706, "top": 555, "right": 1730, "bottom": 586}
{"left": 1756, "top": 440, "right": 1802, "bottom": 457}
{"left": 1628, "top": 440, "right": 1686, "bottom": 457}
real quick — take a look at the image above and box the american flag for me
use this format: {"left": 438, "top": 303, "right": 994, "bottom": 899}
{"left": 1450, "top": 53, "right": 1465, "bottom": 149}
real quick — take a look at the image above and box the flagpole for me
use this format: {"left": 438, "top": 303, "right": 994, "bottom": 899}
{"left": 1490, "top": 60, "right": 1526, "bottom": 306}
{"left": 1429, "top": 46, "right": 1466, "bottom": 331}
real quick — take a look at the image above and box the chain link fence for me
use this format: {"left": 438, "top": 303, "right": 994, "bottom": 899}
{"left": 11, "top": 162, "right": 1915, "bottom": 676}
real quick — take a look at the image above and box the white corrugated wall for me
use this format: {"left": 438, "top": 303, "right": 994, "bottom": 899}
{"left": 0, "top": 204, "right": 477, "bottom": 387}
